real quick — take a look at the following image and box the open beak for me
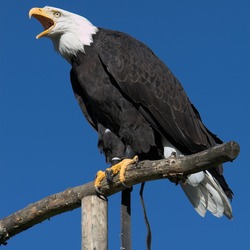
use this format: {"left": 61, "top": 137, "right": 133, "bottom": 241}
{"left": 29, "top": 7, "right": 55, "bottom": 39}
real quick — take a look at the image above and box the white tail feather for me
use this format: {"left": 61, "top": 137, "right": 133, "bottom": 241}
{"left": 204, "top": 171, "right": 233, "bottom": 219}
{"left": 181, "top": 171, "right": 233, "bottom": 219}
{"left": 180, "top": 182, "right": 207, "bottom": 217}
{"left": 162, "top": 139, "right": 232, "bottom": 219}
{"left": 187, "top": 172, "right": 205, "bottom": 186}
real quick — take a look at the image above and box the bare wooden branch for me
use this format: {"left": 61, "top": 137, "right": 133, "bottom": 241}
{"left": 0, "top": 141, "right": 240, "bottom": 245}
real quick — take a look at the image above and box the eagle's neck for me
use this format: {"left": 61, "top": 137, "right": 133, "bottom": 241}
{"left": 49, "top": 16, "right": 98, "bottom": 63}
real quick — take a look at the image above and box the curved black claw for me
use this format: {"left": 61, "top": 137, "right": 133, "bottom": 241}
{"left": 94, "top": 185, "right": 105, "bottom": 195}
{"left": 121, "top": 181, "right": 131, "bottom": 188}
{"left": 105, "top": 169, "right": 114, "bottom": 184}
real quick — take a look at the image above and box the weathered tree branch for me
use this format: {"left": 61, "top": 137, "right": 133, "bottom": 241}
{"left": 0, "top": 141, "right": 240, "bottom": 245}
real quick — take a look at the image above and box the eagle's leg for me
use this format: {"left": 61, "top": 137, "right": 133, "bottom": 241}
{"left": 94, "top": 156, "right": 138, "bottom": 193}
{"left": 107, "top": 155, "right": 138, "bottom": 186}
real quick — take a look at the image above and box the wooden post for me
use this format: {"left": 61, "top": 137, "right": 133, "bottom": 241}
{"left": 81, "top": 195, "right": 108, "bottom": 250}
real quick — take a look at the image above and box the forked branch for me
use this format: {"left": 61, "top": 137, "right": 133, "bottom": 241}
{"left": 0, "top": 141, "right": 240, "bottom": 245}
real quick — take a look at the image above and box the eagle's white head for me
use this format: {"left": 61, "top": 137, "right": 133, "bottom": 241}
{"left": 29, "top": 6, "right": 98, "bottom": 62}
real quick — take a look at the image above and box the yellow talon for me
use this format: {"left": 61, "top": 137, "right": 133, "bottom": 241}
{"left": 115, "top": 156, "right": 138, "bottom": 183}
{"left": 94, "top": 155, "right": 138, "bottom": 192}
{"left": 94, "top": 170, "right": 106, "bottom": 188}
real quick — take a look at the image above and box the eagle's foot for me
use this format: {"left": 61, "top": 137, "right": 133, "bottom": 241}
{"left": 94, "top": 156, "right": 138, "bottom": 193}
{"left": 94, "top": 170, "right": 106, "bottom": 194}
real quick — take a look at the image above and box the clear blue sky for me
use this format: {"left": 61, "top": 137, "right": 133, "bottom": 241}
{"left": 1, "top": 1, "right": 249, "bottom": 249}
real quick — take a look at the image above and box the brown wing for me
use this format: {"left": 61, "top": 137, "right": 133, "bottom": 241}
{"left": 95, "top": 29, "right": 222, "bottom": 154}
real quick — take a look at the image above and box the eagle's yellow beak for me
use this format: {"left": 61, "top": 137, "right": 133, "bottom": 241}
{"left": 29, "top": 7, "right": 55, "bottom": 39}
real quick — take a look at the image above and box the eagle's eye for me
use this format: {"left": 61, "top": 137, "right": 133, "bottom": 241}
{"left": 53, "top": 11, "right": 61, "bottom": 18}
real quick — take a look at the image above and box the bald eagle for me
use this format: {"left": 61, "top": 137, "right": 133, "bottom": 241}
{"left": 29, "top": 6, "right": 233, "bottom": 219}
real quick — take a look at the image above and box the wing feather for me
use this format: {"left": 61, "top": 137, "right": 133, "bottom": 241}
{"left": 95, "top": 29, "right": 218, "bottom": 154}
